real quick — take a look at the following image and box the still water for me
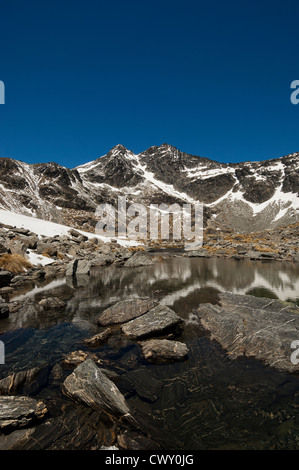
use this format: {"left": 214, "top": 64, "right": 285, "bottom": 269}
{"left": 1, "top": 256, "right": 299, "bottom": 449}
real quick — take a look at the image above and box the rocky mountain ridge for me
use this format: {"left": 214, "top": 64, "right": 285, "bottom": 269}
{"left": 0, "top": 144, "right": 298, "bottom": 233}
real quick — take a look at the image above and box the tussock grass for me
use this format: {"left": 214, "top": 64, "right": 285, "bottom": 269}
{"left": 0, "top": 254, "right": 33, "bottom": 274}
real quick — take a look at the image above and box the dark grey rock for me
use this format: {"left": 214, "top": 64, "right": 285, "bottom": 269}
{"left": 0, "top": 270, "right": 13, "bottom": 287}
{"left": 139, "top": 339, "right": 189, "bottom": 363}
{"left": 62, "top": 359, "right": 132, "bottom": 420}
{"left": 0, "top": 297, "right": 9, "bottom": 320}
{"left": 0, "top": 396, "right": 48, "bottom": 432}
{"left": 121, "top": 305, "right": 183, "bottom": 339}
{"left": 97, "top": 298, "right": 157, "bottom": 326}
{"left": 84, "top": 328, "right": 113, "bottom": 346}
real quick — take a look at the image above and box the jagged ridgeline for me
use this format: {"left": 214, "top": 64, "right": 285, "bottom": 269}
{"left": 0, "top": 144, "right": 298, "bottom": 233}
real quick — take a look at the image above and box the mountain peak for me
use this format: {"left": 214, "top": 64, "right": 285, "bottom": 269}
{"left": 108, "top": 144, "right": 129, "bottom": 154}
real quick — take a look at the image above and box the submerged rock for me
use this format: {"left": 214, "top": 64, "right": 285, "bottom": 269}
{"left": 62, "top": 350, "right": 98, "bottom": 367}
{"left": 97, "top": 298, "right": 157, "bottom": 326}
{"left": 0, "top": 396, "right": 48, "bottom": 432}
{"left": 139, "top": 339, "right": 189, "bottom": 363}
{"left": 121, "top": 305, "right": 183, "bottom": 339}
{"left": 84, "top": 328, "right": 113, "bottom": 346}
{"left": 0, "top": 364, "right": 49, "bottom": 396}
{"left": 62, "top": 359, "right": 132, "bottom": 420}
{"left": 198, "top": 292, "right": 299, "bottom": 372}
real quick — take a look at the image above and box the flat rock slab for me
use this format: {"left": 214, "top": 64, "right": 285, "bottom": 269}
{"left": 62, "top": 359, "right": 131, "bottom": 420}
{"left": 121, "top": 305, "right": 183, "bottom": 339}
{"left": 139, "top": 339, "right": 189, "bottom": 363}
{"left": 198, "top": 292, "right": 299, "bottom": 373}
{"left": 98, "top": 298, "right": 157, "bottom": 326}
{"left": 0, "top": 396, "right": 48, "bottom": 432}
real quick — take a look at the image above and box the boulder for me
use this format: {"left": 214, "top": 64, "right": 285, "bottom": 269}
{"left": 0, "top": 396, "right": 48, "bottom": 432}
{"left": 97, "top": 298, "right": 157, "bottom": 326}
{"left": 139, "top": 339, "right": 189, "bottom": 363}
{"left": 198, "top": 292, "right": 299, "bottom": 372}
{"left": 124, "top": 253, "right": 155, "bottom": 268}
{"left": 62, "top": 359, "right": 132, "bottom": 420}
{"left": 66, "top": 259, "right": 91, "bottom": 277}
{"left": 121, "top": 305, "right": 183, "bottom": 339}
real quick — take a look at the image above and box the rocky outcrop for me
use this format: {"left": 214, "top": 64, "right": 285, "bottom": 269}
{"left": 121, "top": 305, "right": 183, "bottom": 339}
{"left": 0, "top": 396, "right": 48, "bottom": 432}
{"left": 97, "top": 298, "right": 157, "bottom": 326}
{"left": 198, "top": 292, "right": 299, "bottom": 372}
{"left": 62, "top": 359, "right": 132, "bottom": 421}
{"left": 139, "top": 339, "right": 189, "bottom": 363}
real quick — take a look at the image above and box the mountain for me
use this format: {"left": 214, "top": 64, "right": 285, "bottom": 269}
{"left": 0, "top": 144, "right": 298, "bottom": 233}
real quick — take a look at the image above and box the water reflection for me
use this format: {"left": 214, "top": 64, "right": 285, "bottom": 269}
{"left": 1, "top": 256, "right": 299, "bottom": 449}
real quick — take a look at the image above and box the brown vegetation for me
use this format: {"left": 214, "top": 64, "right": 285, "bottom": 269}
{"left": 0, "top": 254, "right": 33, "bottom": 274}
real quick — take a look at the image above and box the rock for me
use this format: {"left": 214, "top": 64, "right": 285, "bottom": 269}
{"left": 68, "top": 229, "right": 88, "bottom": 243}
{"left": 0, "top": 297, "right": 9, "bottom": 320}
{"left": 121, "top": 368, "right": 162, "bottom": 402}
{"left": 90, "top": 255, "right": 114, "bottom": 267}
{"left": 62, "top": 359, "right": 132, "bottom": 420}
{"left": 66, "top": 259, "right": 91, "bottom": 277}
{"left": 0, "top": 271, "right": 13, "bottom": 287}
{"left": 38, "top": 297, "right": 67, "bottom": 310}
{"left": 0, "top": 244, "right": 8, "bottom": 255}
{"left": 0, "top": 365, "right": 49, "bottom": 396}
{"left": 117, "top": 431, "right": 160, "bottom": 450}
{"left": 186, "top": 249, "right": 208, "bottom": 257}
{"left": 121, "top": 305, "right": 183, "bottom": 339}
{"left": 84, "top": 328, "right": 113, "bottom": 346}
{"left": 198, "top": 292, "right": 299, "bottom": 372}
{"left": 97, "top": 298, "right": 157, "bottom": 326}
{"left": 10, "top": 228, "right": 30, "bottom": 236}
{"left": 124, "top": 253, "right": 155, "bottom": 268}
{"left": 62, "top": 351, "right": 98, "bottom": 367}
{"left": 0, "top": 428, "right": 35, "bottom": 450}
{"left": 0, "top": 396, "right": 48, "bottom": 432}
{"left": 139, "top": 339, "right": 189, "bottom": 363}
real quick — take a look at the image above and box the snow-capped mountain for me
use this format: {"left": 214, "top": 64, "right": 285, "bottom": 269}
{"left": 0, "top": 143, "right": 298, "bottom": 233}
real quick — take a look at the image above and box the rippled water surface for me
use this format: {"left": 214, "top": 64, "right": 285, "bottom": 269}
{"left": 1, "top": 256, "right": 299, "bottom": 449}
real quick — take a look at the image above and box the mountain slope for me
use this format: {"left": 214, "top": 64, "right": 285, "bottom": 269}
{"left": 0, "top": 144, "right": 298, "bottom": 233}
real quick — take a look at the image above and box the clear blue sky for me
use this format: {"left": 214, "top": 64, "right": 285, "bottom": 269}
{"left": 1, "top": 0, "right": 299, "bottom": 167}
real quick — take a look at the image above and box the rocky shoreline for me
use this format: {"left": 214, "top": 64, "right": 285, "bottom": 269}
{"left": 0, "top": 219, "right": 298, "bottom": 450}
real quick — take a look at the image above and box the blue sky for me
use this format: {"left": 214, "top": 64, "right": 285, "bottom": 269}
{"left": 0, "top": 0, "right": 299, "bottom": 167}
